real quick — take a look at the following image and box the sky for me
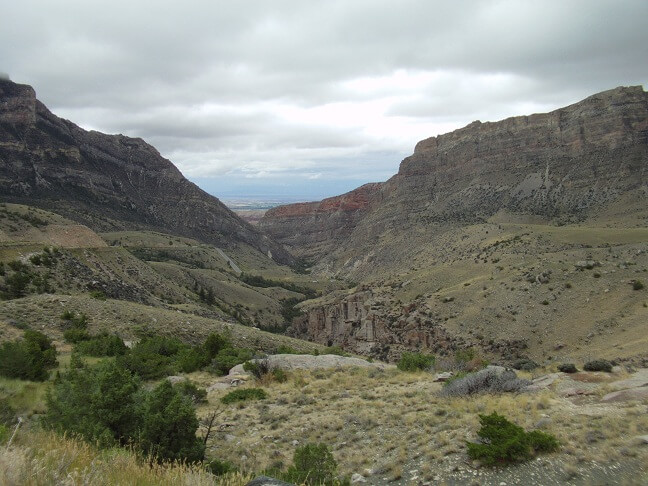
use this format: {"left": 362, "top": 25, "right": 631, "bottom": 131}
{"left": 2, "top": 1, "right": 647, "bottom": 201}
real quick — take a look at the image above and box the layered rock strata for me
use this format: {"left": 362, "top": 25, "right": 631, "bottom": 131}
{"left": 0, "top": 80, "right": 293, "bottom": 264}
{"left": 261, "top": 86, "right": 648, "bottom": 268}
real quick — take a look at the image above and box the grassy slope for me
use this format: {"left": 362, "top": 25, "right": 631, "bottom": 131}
{"left": 1, "top": 429, "right": 252, "bottom": 486}
{"left": 200, "top": 366, "right": 647, "bottom": 483}
{"left": 0, "top": 294, "right": 323, "bottom": 352}
{"left": 305, "top": 220, "right": 648, "bottom": 363}
{"left": 0, "top": 202, "right": 346, "bottom": 336}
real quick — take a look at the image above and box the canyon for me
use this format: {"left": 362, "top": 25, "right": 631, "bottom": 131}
{"left": 261, "top": 86, "right": 648, "bottom": 363}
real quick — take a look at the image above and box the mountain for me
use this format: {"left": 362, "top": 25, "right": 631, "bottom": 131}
{"left": 261, "top": 86, "right": 648, "bottom": 273}
{"left": 0, "top": 79, "right": 293, "bottom": 265}
{"left": 260, "top": 87, "right": 648, "bottom": 363}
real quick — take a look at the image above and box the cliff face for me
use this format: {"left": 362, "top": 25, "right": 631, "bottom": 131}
{"left": 290, "top": 288, "right": 529, "bottom": 361}
{"left": 258, "top": 183, "right": 382, "bottom": 259}
{"left": 392, "top": 86, "right": 648, "bottom": 222}
{"left": 0, "top": 80, "right": 293, "bottom": 265}
{"left": 261, "top": 86, "right": 648, "bottom": 270}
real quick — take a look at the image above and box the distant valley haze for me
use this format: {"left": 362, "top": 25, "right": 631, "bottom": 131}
{"left": 2, "top": 0, "right": 647, "bottom": 200}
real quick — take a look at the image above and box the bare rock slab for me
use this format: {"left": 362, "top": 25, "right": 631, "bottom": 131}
{"left": 229, "top": 353, "right": 391, "bottom": 375}
{"left": 601, "top": 387, "right": 648, "bottom": 402}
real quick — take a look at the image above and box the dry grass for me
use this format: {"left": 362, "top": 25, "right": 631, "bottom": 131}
{"left": 1, "top": 429, "right": 253, "bottom": 486}
{"left": 0, "top": 293, "right": 323, "bottom": 354}
{"left": 202, "top": 367, "right": 648, "bottom": 479}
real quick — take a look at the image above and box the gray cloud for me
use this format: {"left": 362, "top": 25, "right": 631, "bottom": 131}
{"left": 1, "top": 0, "right": 647, "bottom": 198}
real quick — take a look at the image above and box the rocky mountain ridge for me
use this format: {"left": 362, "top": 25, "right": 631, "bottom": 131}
{"left": 0, "top": 79, "right": 293, "bottom": 265}
{"left": 260, "top": 86, "right": 648, "bottom": 363}
{"left": 261, "top": 86, "right": 648, "bottom": 271}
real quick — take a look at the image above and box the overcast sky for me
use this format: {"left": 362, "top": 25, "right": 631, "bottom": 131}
{"left": 2, "top": 1, "right": 647, "bottom": 200}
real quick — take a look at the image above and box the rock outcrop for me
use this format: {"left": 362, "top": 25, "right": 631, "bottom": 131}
{"left": 228, "top": 353, "right": 391, "bottom": 374}
{"left": 290, "top": 289, "right": 528, "bottom": 361}
{"left": 0, "top": 79, "right": 293, "bottom": 265}
{"left": 261, "top": 86, "right": 648, "bottom": 268}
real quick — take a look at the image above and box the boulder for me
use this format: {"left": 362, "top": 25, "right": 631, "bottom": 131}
{"left": 351, "top": 473, "right": 367, "bottom": 483}
{"left": 526, "top": 373, "right": 561, "bottom": 391}
{"left": 609, "top": 369, "right": 648, "bottom": 390}
{"left": 229, "top": 354, "right": 390, "bottom": 375}
{"left": 601, "top": 387, "right": 648, "bottom": 402}
{"left": 165, "top": 375, "right": 186, "bottom": 384}
{"left": 433, "top": 372, "right": 453, "bottom": 382}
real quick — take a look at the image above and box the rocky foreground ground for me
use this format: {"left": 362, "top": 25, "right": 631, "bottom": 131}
{"left": 186, "top": 355, "right": 648, "bottom": 485}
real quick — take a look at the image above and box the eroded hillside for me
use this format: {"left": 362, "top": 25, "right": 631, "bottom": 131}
{"left": 260, "top": 87, "right": 648, "bottom": 365}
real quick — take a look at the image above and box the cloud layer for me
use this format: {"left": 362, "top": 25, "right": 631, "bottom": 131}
{"left": 2, "top": 0, "right": 647, "bottom": 198}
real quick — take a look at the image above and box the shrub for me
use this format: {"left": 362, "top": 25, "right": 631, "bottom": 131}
{"left": 397, "top": 352, "right": 435, "bottom": 372}
{"left": 173, "top": 380, "right": 207, "bottom": 405}
{"left": 175, "top": 346, "right": 208, "bottom": 373}
{"left": 23, "top": 330, "right": 57, "bottom": 367}
{"left": 5, "top": 271, "right": 31, "bottom": 298}
{"left": 75, "top": 333, "right": 128, "bottom": 357}
{"left": 511, "top": 358, "right": 539, "bottom": 371}
{"left": 119, "top": 348, "right": 173, "bottom": 380}
{"left": 221, "top": 388, "right": 267, "bottom": 404}
{"left": 62, "top": 311, "right": 88, "bottom": 329}
{"left": 118, "top": 336, "right": 185, "bottom": 379}
{"left": 437, "top": 349, "right": 488, "bottom": 372}
{"left": 321, "top": 345, "right": 347, "bottom": 357}
{"left": 207, "top": 458, "right": 236, "bottom": 476}
{"left": 467, "top": 412, "right": 559, "bottom": 465}
{"left": 45, "top": 360, "right": 140, "bottom": 447}
{"left": 583, "top": 359, "right": 613, "bottom": 372}
{"left": 0, "top": 330, "right": 57, "bottom": 381}
{"left": 441, "top": 368, "right": 530, "bottom": 397}
{"left": 210, "top": 347, "right": 254, "bottom": 376}
{"left": 288, "top": 443, "right": 338, "bottom": 485}
{"left": 89, "top": 290, "right": 107, "bottom": 300}
{"left": 63, "top": 328, "right": 91, "bottom": 343}
{"left": 632, "top": 280, "right": 644, "bottom": 290}
{"left": 243, "top": 358, "right": 270, "bottom": 379}
{"left": 45, "top": 360, "right": 204, "bottom": 463}
{"left": 7, "top": 260, "right": 28, "bottom": 272}
{"left": 275, "top": 345, "right": 300, "bottom": 354}
{"left": 272, "top": 368, "right": 288, "bottom": 383}
{"left": 203, "top": 332, "right": 230, "bottom": 360}
{"left": 136, "top": 380, "right": 205, "bottom": 463}
{"left": 0, "top": 401, "right": 16, "bottom": 425}
{"left": 557, "top": 363, "right": 578, "bottom": 373}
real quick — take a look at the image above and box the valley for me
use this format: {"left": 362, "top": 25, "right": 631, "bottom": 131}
{"left": 1, "top": 79, "right": 647, "bottom": 485}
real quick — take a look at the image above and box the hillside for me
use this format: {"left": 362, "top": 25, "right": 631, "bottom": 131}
{"left": 0, "top": 79, "right": 293, "bottom": 266}
{"left": 0, "top": 202, "right": 343, "bottom": 337}
{"left": 259, "top": 87, "right": 648, "bottom": 364}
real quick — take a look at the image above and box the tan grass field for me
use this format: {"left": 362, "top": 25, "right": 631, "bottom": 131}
{"left": 198, "top": 366, "right": 648, "bottom": 484}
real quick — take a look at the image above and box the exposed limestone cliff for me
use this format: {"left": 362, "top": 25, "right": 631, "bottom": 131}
{"left": 0, "top": 79, "right": 293, "bottom": 265}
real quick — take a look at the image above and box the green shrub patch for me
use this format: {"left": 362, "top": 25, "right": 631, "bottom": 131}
{"left": 467, "top": 412, "right": 559, "bottom": 465}
{"left": 221, "top": 388, "right": 267, "bottom": 404}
